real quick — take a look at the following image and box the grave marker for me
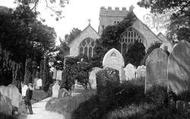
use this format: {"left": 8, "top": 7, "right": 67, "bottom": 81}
{"left": 102, "top": 48, "right": 125, "bottom": 81}
{"left": 89, "top": 67, "right": 102, "bottom": 89}
{"left": 145, "top": 48, "right": 168, "bottom": 93}
{"left": 52, "top": 81, "right": 60, "bottom": 98}
{"left": 124, "top": 63, "right": 136, "bottom": 80}
{"left": 168, "top": 40, "right": 190, "bottom": 94}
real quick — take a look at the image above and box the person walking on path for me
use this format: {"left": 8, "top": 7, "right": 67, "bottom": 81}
{"left": 25, "top": 83, "right": 34, "bottom": 114}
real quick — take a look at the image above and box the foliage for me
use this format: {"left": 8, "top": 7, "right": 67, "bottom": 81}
{"left": 65, "top": 28, "right": 81, "bottom": 44}
{"left": 177, "top": 90, "right": 190, "bottom": 102}
{"left": 72, "top": 80, "right": 145, "bottom": 119}
{"left": 94, "top": 12, "right": 136, "bottom": 61}
{"left": 99, "top": 11, "right": 136, "bottom": 51}
{"left": 0, "top": 4, "right": 56, "bottom": 86}
{"left": 124, "top": 41, "right": 146, "bottom": 67}
{"left": 52, "top": 40, "right": 70, "bottom": 70}
{"left": 61, "top": 54, "right": 102, "bottom": 90}
{"left": 45, "top": 89, "right": 96, "bottom": 114}
{"left": 96, "top": 11, "right": 146, "bottom": 66}
{"left": 0, "top": 113, "right": 16, "bottom": 119}
{"left": 71, "top": 79, "right": 190, "bottom": 119}
{"left": 145, "top": 85, "right": 168, "bottom": 106}
{"left": 16, "top": 0, "right": 69, "bottom": 21}
{"left": 138, "top": 0, "right": 190, "bottom": 43}
{"left": 31, "top": 89, "right": 49, "bottom": 104}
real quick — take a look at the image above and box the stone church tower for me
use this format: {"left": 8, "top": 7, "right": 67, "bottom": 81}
{"left": 98, "top": 6, "right": 129, "bottom": 35}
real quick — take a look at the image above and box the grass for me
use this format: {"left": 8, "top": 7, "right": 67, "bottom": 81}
{"left": 31, "top": 89, "right": 49, "bottom": 104}
{"left": 71, "top": 79, "right": 190, "bottom": 119}
{"left": 45, "top": 89, "right": 96, "bottom": 114}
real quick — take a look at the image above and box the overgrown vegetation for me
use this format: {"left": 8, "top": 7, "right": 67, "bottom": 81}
{"left": 70, "top": 65, "right": 190, "bottom": 119}
{"left": 45, "top": 90, "right": 96, "bottom": 114}
{"left": 138, "top": 0, "right": 190, "bottom": 43}
{"left": 0, "top": 2, "right": 56, "bottom": 91}
{"left": 72, "top": 81, "right": 190, "bottom": 119}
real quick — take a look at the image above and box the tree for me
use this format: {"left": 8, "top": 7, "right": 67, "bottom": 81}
{"left": 94, "top": 11, "right": 136, "bottom": 65}
{"left": 100, "top": 11, "right": 136, "bottom": 50}
{"left": 138, "top": 0, "right": 190, "bottom": 43}
{"left": 0, "top": 4, "right": 56, "bottom": 87}
{"left": 15, "top": 0, "right": 69, "bottom": 21}
{"left": 124, "top": 41, "right": 145, "bottom": 67}
{"left": 65, "top": 28, "right": 81, "bottom": 44}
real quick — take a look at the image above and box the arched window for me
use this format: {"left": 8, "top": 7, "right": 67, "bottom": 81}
{"left": 79, "top": 37, "right": 96, "bottom": 58}
{"left": 120, "top": 27, "right": 144, "bottom": 55}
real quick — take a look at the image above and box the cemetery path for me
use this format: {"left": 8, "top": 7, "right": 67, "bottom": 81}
{"left": 26, "top": 97, "right": 65, "bottom": 119}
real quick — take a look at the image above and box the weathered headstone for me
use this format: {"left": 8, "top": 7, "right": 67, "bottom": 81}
{"left": 124, "top": 63, "right": 136, "bottom": 80}
{"left": 136, "top": 65, "right": 146, "bottom": 79}
{"left": 168, "top": 40, "right": 190, "bottom": 94}
{"left": 0, "top": 92, "right": 12, "bottom": 115}
{"left": 103, "top": 48, "right": 124, "bottom": 70}
{"left": 33, "top": 78, "right": 38, "bottom": 89}
{"left": 89, "top": 67, "right": 102, "bottom": 89}
{"left": 102, "top": 48, "right": 125, "bottom": 81}
{"left": 145, "top": 48, "right": 168, "bottom": 93}
{"left": 96, "top": 67, "right": 119, "bottom": 102}
{"left": 36, "top": 78, "right": 42, "bottom": 89}
{"left": 56, "top": 70, "right": 63, "bottom": 81}
{"left": 22, "top": 84, "right": 28, "bottom": 97}
{"left": 52, "top": 81, "right": 60, "bottom": 98}
{"left": 0, "top": 84, "right": 22, "bottom": 108}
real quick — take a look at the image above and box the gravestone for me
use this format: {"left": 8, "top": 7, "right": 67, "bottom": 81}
{"left": 33, "top": 78, "right": 38, "bottom": 89}
{"left": 89, "top": 67, "right": 102, "bottom": 89}
{"left": 145, "top": 48, "right": 168, "bottom": 93}
{"left": 136, "top": 65, "right": 146, "bottom": 79}
{"left": 124, "top": 63, "right": 136, "bottom": 80}
{"left": 0, "top": 92, "right": 12, "bottom": 115}
{"left": 96, "top": 67, "right": 119, "bottom": 102}
{"left": 36, "top": 78, "right": 42, "bottom": 89}
{"left": 168, "top": 40, "right": 190, "bottom": 94}
{"left": 56, "top": 70, "right": 63, "bottom": 81}
{"left": 0, "top": 84, "right": 22, "bottom": 108}
{"left": 103, "top": 48, "right": 124, "bottom": 70}
{"left": 22, "top": 84, "right": 28, "bottom": 97}
{"left": 102, "top": 48, "right": 125, "bottom": 81}
{"left": 52, "top": 81, "right": 60, "bottom": 98}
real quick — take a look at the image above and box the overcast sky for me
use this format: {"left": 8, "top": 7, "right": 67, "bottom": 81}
{"left": 0, "top": 0, "right": 154, "bottom": 44}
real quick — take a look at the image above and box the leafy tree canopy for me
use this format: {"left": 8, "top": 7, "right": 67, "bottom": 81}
{"left": 100, "top": 11, "right": 136, "bottom": 50}
{"left": 138, "top": 0, "right": 190, "bottom": 42}
{"left": 15, "top": 0, "right": 69, "bottom": 20}
{"left": 65, "top": 28, "right": 81, "bottom": 44}
{"left": 0, "top": 3, "right": 56, "bottom": 85}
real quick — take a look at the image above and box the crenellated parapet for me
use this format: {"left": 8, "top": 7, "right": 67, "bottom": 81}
{"left": 100, "top": 6, "right": 128, "bottom": 17}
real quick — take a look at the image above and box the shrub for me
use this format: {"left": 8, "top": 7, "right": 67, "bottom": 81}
{"left": 31, "top": 90, "right": 49, "bottom": 104}
{"left": 45, "top": 89, "right": 96, "bottom": 114}
{"left": 145, "top": 85, "right": 168, "bottom": 106}
{"left": 177, "top": 90, "right": 190, "bottom": 101}
{"left": 72, "top": 80, "right": 145, "bottom": 119}
{"left": 0, "top": 113, "right": 16, "bottom": 119}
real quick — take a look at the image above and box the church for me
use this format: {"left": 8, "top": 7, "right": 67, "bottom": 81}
{"left": 66, "top": 6, "right": 167, "bottom": 58}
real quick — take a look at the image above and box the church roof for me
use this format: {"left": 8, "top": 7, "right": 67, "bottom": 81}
{"left": 67, "top": 24, "right": 100, "bottom": 47}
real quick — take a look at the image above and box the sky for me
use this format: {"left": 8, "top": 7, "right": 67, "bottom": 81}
{"left": 0, "top": 0, "right": 161, "bottom": 44}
